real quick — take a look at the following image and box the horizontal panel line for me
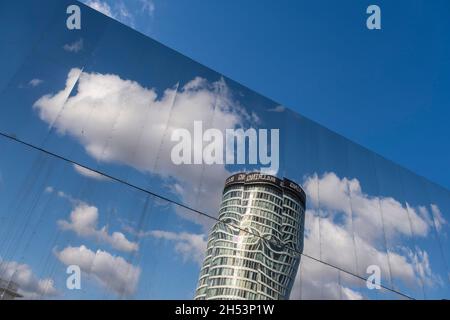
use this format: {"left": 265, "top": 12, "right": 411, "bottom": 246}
{"left": 0, "top": 131, "right": 413, "bottom": 300}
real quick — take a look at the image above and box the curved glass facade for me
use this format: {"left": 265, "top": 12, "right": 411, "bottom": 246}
{"left": 195, "top": 173, "right": 305, "bottom": 300}
{"left": 0, "top": 0, "right": 449, "bottom": 300}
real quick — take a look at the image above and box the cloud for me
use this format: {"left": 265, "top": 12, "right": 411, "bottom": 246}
{"left": 55, "top": 245, "right": 140, "bottom": 296}
{"left": 302, "top": 212, "right": 427, "bottom": 287}
{"left": 58, "top": 203, "right": 139, "bottom": 253}
{"left": 139, "top": 0, "right": 155, "bottom": 16}
{"left": 116, "top": 2, "right": 135, "bottom": 26}
{"left": 292, "top": 263, "right": 364, "bottom": 300}
{"left": 73, "top": 164, "right": 110, "bottom": 181}
{"left": 430, "top": 204, "right": 447, "bottom": 233}
{"left": 84, "top": 0, "right": 114, "bottom": 18}
{"left": 45, "top": 186, "right": 79, "bottom": 204}
{"left": 84, "top": 1, "right": 137, "bottom": 27}
{"left": 145, "top": 230, "right": 207, "bottom": 266}
{"left": 0, "top": 259, "right": 57, "bottom": 299}
{"left": 290, "top": 251, "right": 365, "bottom": 300}
{"left": 122, "top": 223, "right": 207, "bottom": 266}
{"left": 303, "top": 172, "right": 432, "bottom": 243}
{"left": 29, "top": 79, "right": 43, "bottom": 87}
{"left": 63, "top": 38, "right": 84, "bottom": 53}
{"left": 33, "top": 68, "right": 257, "bottom": 228}
{"left": 34, "top": 68, "right": 445, "bottom": 298}
{"left": 405, "top": 246, "right": 442, "bottom": 287}
{"left": 291, "top": 172, "right": 446, "bottom": 299}
{"left": 44, "top": 186, "right": 54, "bottom": 194}
{"left": 341, "top": 286, "right": 364, "bottom": 300}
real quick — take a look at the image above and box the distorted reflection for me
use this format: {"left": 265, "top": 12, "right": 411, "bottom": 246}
{"left": 0, "top": 0, "right": 449, "bottom": 300}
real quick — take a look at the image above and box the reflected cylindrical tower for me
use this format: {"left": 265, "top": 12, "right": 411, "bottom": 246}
{"left": 195, "top": 172, "right": 306, "bottom": 300}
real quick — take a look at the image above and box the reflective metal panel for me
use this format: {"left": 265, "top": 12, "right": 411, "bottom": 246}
{"left": 0, "top": 0, "right": 449, "bottom": 300}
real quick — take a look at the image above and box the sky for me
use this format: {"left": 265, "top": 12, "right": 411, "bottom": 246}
{"left": 80, "top": 0, "right": 450, "bottom": 191}
{"left": 0, "top": 0, "right": 450, "bottom": 300}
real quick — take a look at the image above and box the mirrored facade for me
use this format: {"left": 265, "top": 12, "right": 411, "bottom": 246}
{"left": 0, "top": 0, "right": 449, "bottom": 300}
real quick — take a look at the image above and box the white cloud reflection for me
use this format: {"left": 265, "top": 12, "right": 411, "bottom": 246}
{"left": 32, "top": 69, "right": 447, "bottom": 299}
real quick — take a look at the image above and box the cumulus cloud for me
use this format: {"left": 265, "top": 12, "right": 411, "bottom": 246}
{"left": 0, "top": 259, "right": 57, "bottom": 299}
{"left": 304, "top": 172, "right": 432, "bottom": 243}
{"left": 291, "top": 258, "right": 364, "bottom": 300}
{"left": 58, "top": 203, "right": 138, "bottom": 253}
{"left": 146, "top": 230, "right": 207, "bottom": 266}
{"left": 33, "top": 68, "right": 257, "bottom": 227}
{"left": 31, "top": 67, "right": 446, "bottom": 299}
{"left": 63, "top": 38, "right": 84, "bottom": 53}
{"left": 122, "top": 223, "right": 207, "bottom": 266}
{"left": 73, "top": 164, "right": 110, "bottom": 181}
{"left": 116, "top": 2, "right": 135, "bottom": 26}
{"left": 55, "top": 245, "right": 140, "bottom": 296}
{"left": 301, "top": 212, "right": 427, "bottom": 288}
{"left": 292, "top": 172, "right": 446, "bottom": 299}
